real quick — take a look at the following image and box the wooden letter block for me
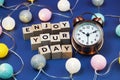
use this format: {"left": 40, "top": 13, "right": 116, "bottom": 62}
{"left": 22, "top": 26, "right": 33, "bottom": 40}
{"left": 38, "top": 45, "right": 51, "bottom": 60}
{"left": 51, "top": 23, "right": 61, "bottom": 34}
{"left": 41, "top": 22, "right": 51, "bottom": 33}
{"left": 40, "top": 33, "right": 50, "bottom": 46}
{"left": 62, "top": 44, "right": 72, "bottom": 58}
{"left": 30, "top": 36, "right": 41, "bottom": 50}
{"left": 32, "top": 24, "right": 42, "bottom": 36}
{"left": 59, "top": 21, "right": 70, "bottom": 32}
{"left": 59, "top": 32, "right": 70, "bottom": 44}
{"left": 50, "top": 44, "right": 62, "bottom": 59}
{"left": 50, "top": 34, "right": 60, "bottom": 45}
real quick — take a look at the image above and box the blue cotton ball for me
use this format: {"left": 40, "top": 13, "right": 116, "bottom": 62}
{"left": 31, "top": 54, "right": 46, "bottom": 70}
{"left": 115, "top": 24, "right": 120, "bottom": 37}
{"left": 0, "top": 0, "right": 4, "bottom": 6}
{"left": 92, "top": 13, "right": 105, "bottom": 22}
{"left": 0, "top": 63, "right": 13, "bottom": 79}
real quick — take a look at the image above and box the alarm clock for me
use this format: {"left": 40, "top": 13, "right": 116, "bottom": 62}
{"left": 71, "top": 12, "right": 104, "bottom": 55}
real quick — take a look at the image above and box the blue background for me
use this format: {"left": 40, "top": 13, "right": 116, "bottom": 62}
{"left": 0, "top": 0, "right": 120, "bottom": 80}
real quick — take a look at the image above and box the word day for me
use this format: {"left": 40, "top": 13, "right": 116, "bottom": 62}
{"left": 22, "top": 21, "right": 72, "bottom": 59}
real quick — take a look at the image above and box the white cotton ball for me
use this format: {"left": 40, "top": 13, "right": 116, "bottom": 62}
{"left": 57, "top": 0, "right": 70, "bottom": 12}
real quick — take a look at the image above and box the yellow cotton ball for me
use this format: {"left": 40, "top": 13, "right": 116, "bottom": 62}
{"left": 28, "top": 0, "right": 35, "bottom": 3}
{"left": 0, "top": 43, "right": 9, "bottom": 58}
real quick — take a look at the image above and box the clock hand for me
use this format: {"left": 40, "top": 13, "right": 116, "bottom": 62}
{"left": 89, "top": 30, "right": 98, "bottom": 34}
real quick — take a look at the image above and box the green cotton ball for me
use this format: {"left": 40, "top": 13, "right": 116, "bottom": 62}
{"left": 0, "top": 0, "right": 4, "bottom": 6}
{"left": 116, "top": 24, "right": 120, "bottom": 37}
{"left": 0, "top": 63, "right": 13, "bottom": 79}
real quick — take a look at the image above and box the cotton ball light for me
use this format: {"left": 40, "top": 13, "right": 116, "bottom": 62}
{"left": 2, "top": 16, "right": 15, "bottom": 31}
{"left": 65, "top": 58, "right": 81, "bottom": 74}
{"left": 0, "top": 0, "right": 4, "bottom": 6}
{"left": 0, "top": 26, "right": 2, "bottom": 35}
{"left": 19, "top": 10, "right": 32, "bottom": 23}
{"left": 92, "top": 13, "right": 105, "bottom": 22}
{"left": 91, "top": 54, "right": 107, "bottom": 71}
{"left": 115, "top": 24, "right": 120, "bottom": 37}
{"left": 31, "top": 54, "right": 46, "bottom": 70}
{"left": 38, "top": 8, "right": 52, "bottom": 22}
{"left": 92, "top": 0, "right": 104, "bottom": 7}
{"left": 0, "top": 43, "right": 9, "bottom": 58}
{"left": 57, "top": 0, "right": 70, "bottom": 12}
{"left": 0, "top": 63, "right": 13, "bottom": 79}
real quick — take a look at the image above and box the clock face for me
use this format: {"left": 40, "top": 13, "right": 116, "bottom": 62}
{"left": 73, "top": 22, "right": 103, "bottom": 46}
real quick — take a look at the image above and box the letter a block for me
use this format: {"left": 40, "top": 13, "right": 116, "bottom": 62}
{"left": 50, "top": 44, "right": 62, "bottom": 59}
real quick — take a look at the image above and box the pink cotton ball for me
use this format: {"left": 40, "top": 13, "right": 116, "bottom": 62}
{"left": 91, "top": 54, "right": 107, "bottom": 71}
{"left": 38, "top": 8, "right": 52, "bottom": 22}
{"left": 0, "top": 26, "right": 2, "bottom": 35}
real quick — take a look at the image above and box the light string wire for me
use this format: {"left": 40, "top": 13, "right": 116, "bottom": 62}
{"left": 33, "top": 69, "right": 42, "bottom": 80}
{"left": 93, "top": 57, "right": 118, "bottom": 80}
{"left": 41, "top": 69, "right": 71, "bottom": 80}
{"left": 9, "top": 49, "right": 24, "bottom": 76}
{"left": 8, "top": 2, "right": 30, "bottom": 16}
{"left": 1, "top": 4, "right": 18, "bottom": 10}
{"left": 93, "top": 49, "right": 119, "bottom": 80}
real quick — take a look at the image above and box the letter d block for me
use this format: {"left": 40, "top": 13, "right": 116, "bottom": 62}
{"left": 38, "top": 45, "right": 51, "bottom": 60}
{"left": 62, "top": 44, "right": 72, "bottom": 58}
{"left": 50, "top": 44, "right": 62, "bottom": 59}
{"left": 22, "top": 26, "right": 33, "bottom": 40}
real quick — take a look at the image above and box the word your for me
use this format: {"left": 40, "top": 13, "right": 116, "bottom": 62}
{"left": 22, "top": 21, "right": 72, "bottom": 59}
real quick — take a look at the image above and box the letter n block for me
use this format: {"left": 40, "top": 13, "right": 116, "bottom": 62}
{"left": 32, "top": 24, "right": 42, "bottom": 36}
{"left": 38, "top": 45, "right": 51, "bottom": 60}
{"left": 61, "top": 44, "right": 72, "bottom": 58}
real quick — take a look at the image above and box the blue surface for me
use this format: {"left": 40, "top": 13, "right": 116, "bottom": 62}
{"left": 0, "top": 0, "right": 120, "bottom": 80}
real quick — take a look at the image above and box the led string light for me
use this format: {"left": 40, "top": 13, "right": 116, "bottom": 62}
{"left": 91, "top": 0, "right": 105, "bottom": 23}
{"left": 90, "top": 48, "right": 120, "bottom": 80}
{"left": 104, "top": 14, "right": 120, "bottom": 37}
{"left": 31, "top": 54, "right": 81, "bottom": 80}
{"left": 0, "top": 18, "right": 24, "bottom": 80}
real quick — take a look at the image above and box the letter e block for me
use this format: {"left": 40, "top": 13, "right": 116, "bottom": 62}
{"left": 50, "top": 44, "right": 62, "bottom": 59}
{"left": 62, "top": 44, "right": 72, "bottom": 58}
{"left": 38, "top": 45, "right": 51, "bottom": 60}
{"left": 22, "top": 26, "right": 33, "bottom": 40}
